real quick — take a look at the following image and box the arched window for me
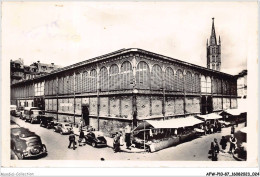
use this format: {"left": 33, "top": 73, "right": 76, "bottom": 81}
{"left": 89, "top": 69, "right": 97, "bottom": 92}
{"left": 151, "top": 64, "right": 163, "bottom": 90}
{"left": 206, "top": 76, "right": 211, "bottom": 93}
{"left": 226, "top": 81, "right": 230, "bottom": 95}
{"left": 67, "top": 74, "right": 74, "bottom": 93}
{"left": 212, "top": 78, "right": 217, "bottom": 94}
{"left": 53, "top": 79, "right": 57, "bottom": 95}
{"left": 136, "top": 61, "right": 150, "bottom": 89}
{"left": 82, "top": 71, "right": 88, "bottom": 92}
{"left": 175, "top": 69, "right": 184, "bottom": 92}
{"left": 201, "top": 75, "right": 206, "bottom": 93}
{"left": 120, "top": 61, "right": 133, "bottom": 89}
{"left": 165, "top": 67, "right": 174, "bottom": 91}
{"left": 194, "top": 73, "right": 200, "bottom": 93}
{"left": 185, "top": 71, "right": 192, "bottom": 93}
{"left": 223, "top": 81, "right": 227, "bottom": 94}
{"left": 58, "top": 77, "right": 63, "bottom": 94}
{"left": 100, "top": 67, "right": 108, "bottom": 91}
{"left": 49, "top": 79, "right": 53, "bottom": 95}
{"left": 63, "top": 76, "right": 68, "bottom": 94}
{"left": 75, "top": 73, "right": 82, "bottom": 93}
{"left": 109, "top": 65, "right": 119, "bottom": 90}
{"left": 212, "top": 64, "right": 215, "bottom": 70}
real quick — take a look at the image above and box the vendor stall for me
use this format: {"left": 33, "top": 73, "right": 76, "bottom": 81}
{"left": 196, "top": 113, "right": 222, "bottom": 133}
{"left": 132, "top": 116, "right": 204, "bottom": 152}
{"left": 220, "top": 109, "right": 247, "bottom": 125}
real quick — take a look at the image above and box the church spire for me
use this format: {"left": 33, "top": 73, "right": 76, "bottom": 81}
{"left": 210, "top": 17, "right": 217, "bottom": 45}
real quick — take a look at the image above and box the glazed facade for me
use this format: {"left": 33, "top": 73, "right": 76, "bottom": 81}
{"left": 11, "top": 49, "right": 238, "bottom": 135}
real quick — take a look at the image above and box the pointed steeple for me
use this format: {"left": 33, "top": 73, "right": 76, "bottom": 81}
{"left": 210, "top": 17, "right": 217, "bottom": 45}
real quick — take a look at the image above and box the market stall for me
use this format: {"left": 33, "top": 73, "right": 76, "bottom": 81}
{"left": 132, "top": 116, "right": 204, "bottom": 152}
{"left": 196, "top": 113, "right": 222, "bottom": 133}
{"left": 220, "top": 109, "right": 247, "bottom": 125}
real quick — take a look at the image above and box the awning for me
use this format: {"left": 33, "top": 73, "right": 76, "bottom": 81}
{"left": 133, "top": 116, "right": 204, "bottom": 132}
{"left": 221, "top": 108, "right": 246, "bottom": 116}
{"left": 196, "top": 113, "right": 222, "bottom": 120}
{"left": 239, "top": 127, "right": 248, "bottom": 133}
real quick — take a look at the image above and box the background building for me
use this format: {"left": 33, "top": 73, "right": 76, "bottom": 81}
{"left": 11, "top": 48, "right": 238, "bottom": 135}
{"left": 10, "top": 59, "right": 61, "bottom": 85}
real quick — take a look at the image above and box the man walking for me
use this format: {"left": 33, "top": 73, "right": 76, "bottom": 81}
{"left": 125, "top": 124, "right": 132, "bottom": 149}
{"left": 229, "top": 134, "right": 237, "bottom": 153}
{"left": 68, "top": 132, "right": 76, "bottom": 150}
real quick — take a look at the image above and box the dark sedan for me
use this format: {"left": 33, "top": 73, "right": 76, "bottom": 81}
{"left": 84, "top": 131, "right": 107, "bottom": 147}
{"left": 11, "top": 127, "right": 47, "bottom": 160}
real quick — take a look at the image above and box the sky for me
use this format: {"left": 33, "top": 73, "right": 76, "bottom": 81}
{"left": 2, "top": 1, "right": 258, "bottom": 75}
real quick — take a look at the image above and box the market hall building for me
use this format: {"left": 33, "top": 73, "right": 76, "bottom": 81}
{"left": 11, "top": 47, "right": 237, "bottom": 135}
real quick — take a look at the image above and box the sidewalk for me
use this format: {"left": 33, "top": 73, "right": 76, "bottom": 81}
{"left": 105, "top": 136, "right": 146, "bottom": 153}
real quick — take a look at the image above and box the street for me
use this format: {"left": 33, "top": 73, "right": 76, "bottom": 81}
{"left": 11, "top": 116, "right": 244, "bottom": 161}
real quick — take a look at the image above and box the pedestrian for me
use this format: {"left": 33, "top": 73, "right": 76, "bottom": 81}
{"left": 229, "top": 134, "right": 237, "bottom": 153}
{"left": 113, "top": 132, "right": 121, "bottom": 153}
{"left": 68, "top": 132, "right": 76, "bottom": 150}
{"left": 78, "top": 130, "right": 85, "bottom": 146}
{"left": 231, "top": 125, "right": 235, "bottom": 134}
{"left": 220, "top": 136, "right": 227, "bottom": 150}
{"left": 210, "top": 138, "right": 219, "bottom": 161}
{"left": 125, "top": 124, "right": 132, "bottom": 149}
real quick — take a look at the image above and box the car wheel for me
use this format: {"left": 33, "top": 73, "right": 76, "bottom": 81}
{"left": 91, "top": 142, "right": 96, "bottom": 147}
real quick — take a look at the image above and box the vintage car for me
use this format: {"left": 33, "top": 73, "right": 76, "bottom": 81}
{"left": 11, "top": 127, "right": 47, "bottom": 160}
{"left": 10, "top": 105, "right": 17, "bottom": 116}
{"left": 53, "top": 122, "right": 72, "bottom": 135}
{"left": 15, "top": 106, "right": 24, "bottom": 117}
{"left": 39, "top": 116, "right": 56, "bottom": 129}
{"left": 84, "top": 131, "right": 107, "bottom": 147}
{"left": 24, "top": 107, "right": 44, "bottom": 123}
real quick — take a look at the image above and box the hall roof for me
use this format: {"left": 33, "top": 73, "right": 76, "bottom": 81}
{"left": 11, "top": 48, "right": 235, "bottom": 86}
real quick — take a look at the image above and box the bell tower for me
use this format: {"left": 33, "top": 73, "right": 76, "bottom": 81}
{"left": 207, "top": 18, "right": 221, "bottom": 71}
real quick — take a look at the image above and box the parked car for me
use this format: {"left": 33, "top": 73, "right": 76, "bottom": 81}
{"left": 11, "top": 127, "right": 47, "bottom": 160}
{"left": 24, "top": 107, "right": 44, "bottom": 123}
{"left": 84, "top": 131, "right": 107, "bottom": 147}
{"left": 15, "top": 106, "right": 24, "bottom": 117}
{"left": 10, "top": 105, "right": 17, "bottom": 116}
{"left": 53, "top": 122, "right": 72, "bottom": 135}
{"left": 11, "top": 120, "right": 20, "bottom": 129}
{"left": 39, "top": 116, "right": 56, "bottom": 129}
